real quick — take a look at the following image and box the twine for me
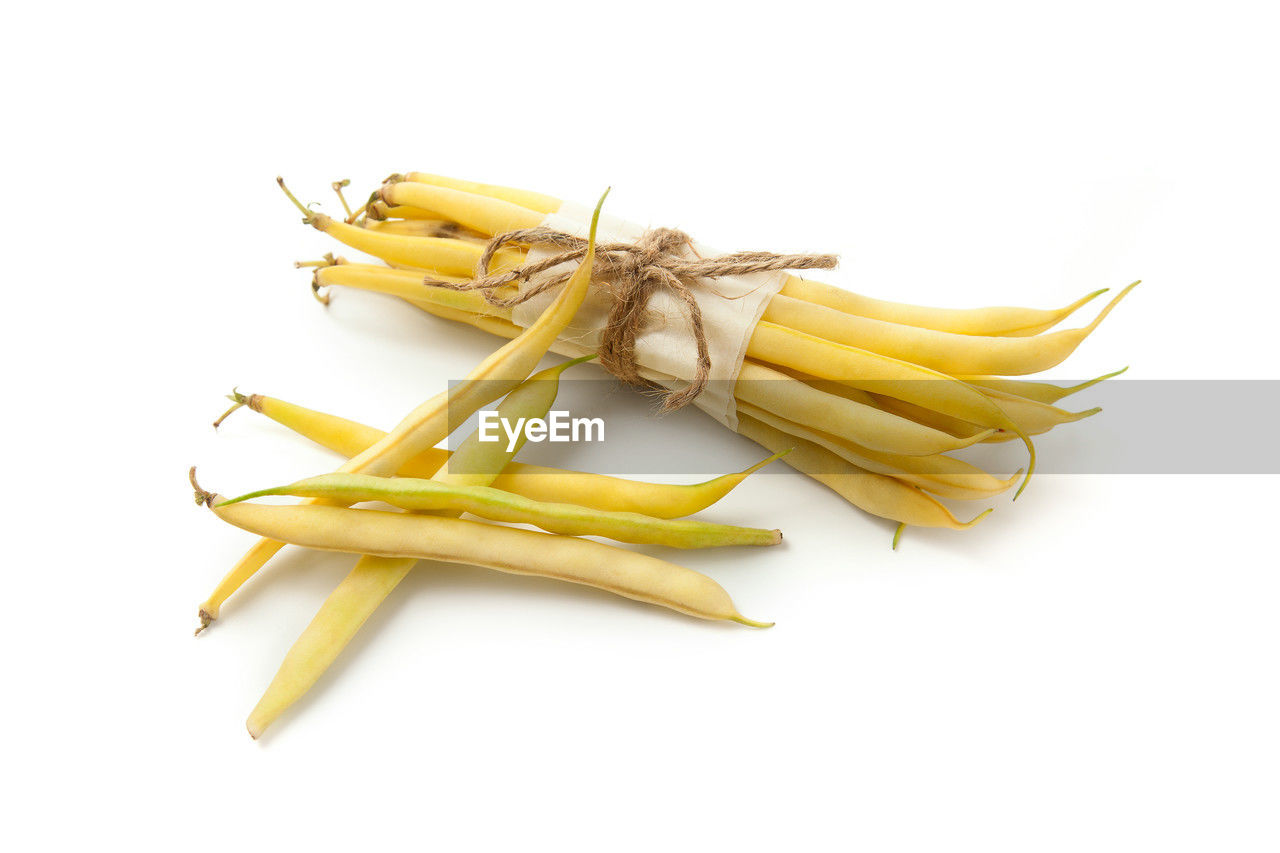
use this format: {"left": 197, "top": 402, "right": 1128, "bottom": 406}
{"left": 426, "top": 226, "right": 838, "bottom": 411}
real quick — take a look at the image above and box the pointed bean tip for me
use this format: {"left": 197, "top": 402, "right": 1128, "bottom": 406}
{"left": 732, "top": 615, "right": 774, "bottom": 629}
{"left": 965, "top": 508, "right": 996, "bottom": 527}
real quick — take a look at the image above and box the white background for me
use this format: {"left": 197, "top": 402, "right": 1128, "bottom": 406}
{"left": 4, "top": 2, "right": 1277, "bottom": 850}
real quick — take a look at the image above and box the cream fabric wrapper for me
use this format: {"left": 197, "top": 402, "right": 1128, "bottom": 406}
{"left": 510, "top": 201, "right": 787, "bottom": 429}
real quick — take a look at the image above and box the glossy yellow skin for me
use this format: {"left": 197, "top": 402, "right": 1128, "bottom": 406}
{"left": 240, "top": 392, "right": 782, "bottom": 518}
{"left": 380, "top": 181, "right": 545, "bottom": 235}
{"left": 761, "top": 285, "right": 1137, "bottom": 376}
{"left": 212, "top": 504, "right": 766, "bottom": 626}
{"left": 222, "top": 473, "right": 783, "bottom": 549}
{"left": 313, "top": 214, "right": 509, "bottom": 277}
{"left": 401, "top": 171, "right": 560, "bottom": 214}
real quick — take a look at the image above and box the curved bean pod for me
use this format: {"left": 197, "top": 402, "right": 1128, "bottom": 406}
{"left": 380, "top": 179, "right": 545, "bottom": 235}
{"left": 201, "top": 500, "right": 768, "bottom": 627}
{"left": 220, "top": 473, "right": 783, "bottom": 549}
{"left": 761, "top": 284, "right": 1138, "bottom": 376}
{"left": 230, "top": 390, "right": 783, "bottom": 518}
{"left": 777, "top": 277, "right": 1108, "bottom": 337}
{"left": 960, "top": 367, "right": 1128, "bottom": 405}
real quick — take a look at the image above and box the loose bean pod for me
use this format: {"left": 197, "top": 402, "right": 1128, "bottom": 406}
{"left": 220, "top": 473, "right": 783, "bottom": 548}
{"left": 199, "top": 498, "right": 769, "bottom": 628}
{"left": 226, "top": 390, "right": 784, "bottom": 517}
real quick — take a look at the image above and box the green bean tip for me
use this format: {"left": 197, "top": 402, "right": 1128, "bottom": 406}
{"left": 731, "top": 615, "right": 775, "bottom": 629}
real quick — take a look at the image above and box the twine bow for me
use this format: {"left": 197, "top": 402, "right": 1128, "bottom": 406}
{"left": 426, "top": 226, "right": 838, "bottom": 411}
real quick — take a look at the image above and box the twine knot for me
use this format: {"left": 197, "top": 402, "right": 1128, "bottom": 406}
{"left": 426, "top": 225, "right": 838, "bottom": 411}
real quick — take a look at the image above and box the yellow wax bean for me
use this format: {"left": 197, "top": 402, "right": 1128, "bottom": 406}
{"left": 313, "top": 263, "right": 506, "bottom": 316}
{"left": 197, "top": 192, "right": 607, "bottom": 630}
{"left": 865, "top": 388, "right": 1096, "bottom": 443}
{"left": 380, "top": 180, "right": 545, "bottom": 236}
{"left": 960, "top": 367, "right": 1128, "bottom": 405}
{"left": 435, "top": 355, "right": 596, "bottom": 487}
{"left": 220, "top": 474, "right": 783, "bottom": 549}
{"left": 233, "top": 391, "right": 787, "bottom": 519}
{"left": 969, "top": 387, "right": 1101, "bottom": 441}
{"left": 362, "top": 218, "right": 488, "bottom": 242}
{"left": 761, "top": 284, "right": 1137, "bottom": 376}
{"left": 400, "top": 171, "right": 560, "bottom": 215}
{"left": 864, "top": 394, "right": 994, "bottom": 439}
{"left": 735, "top": 360, "right": 995, "bottom": 456}
{"left": 736, "top": 402, "right": 1020, "bottom": 501}
{"left": 746, "top": 320, "right": 1035, "bottom": 495}
{"left": 368, "top": 201, "right": 447, "bottom": 220}
{"left": 778, "top": 276, "right": 1108, "bottom": 337}
{"left": 735, "top": 414, "right": 989, "bottom": 530}
{"left": 203, "top": 501, "right": 769, "bottom": 628}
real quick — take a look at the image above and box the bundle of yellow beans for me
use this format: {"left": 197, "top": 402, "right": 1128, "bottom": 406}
{"left": 291, "top": 172, "right": 1136, "bottom": 539}
{"left": 196, "top": 177, "right": 1133, "bottom": 737}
